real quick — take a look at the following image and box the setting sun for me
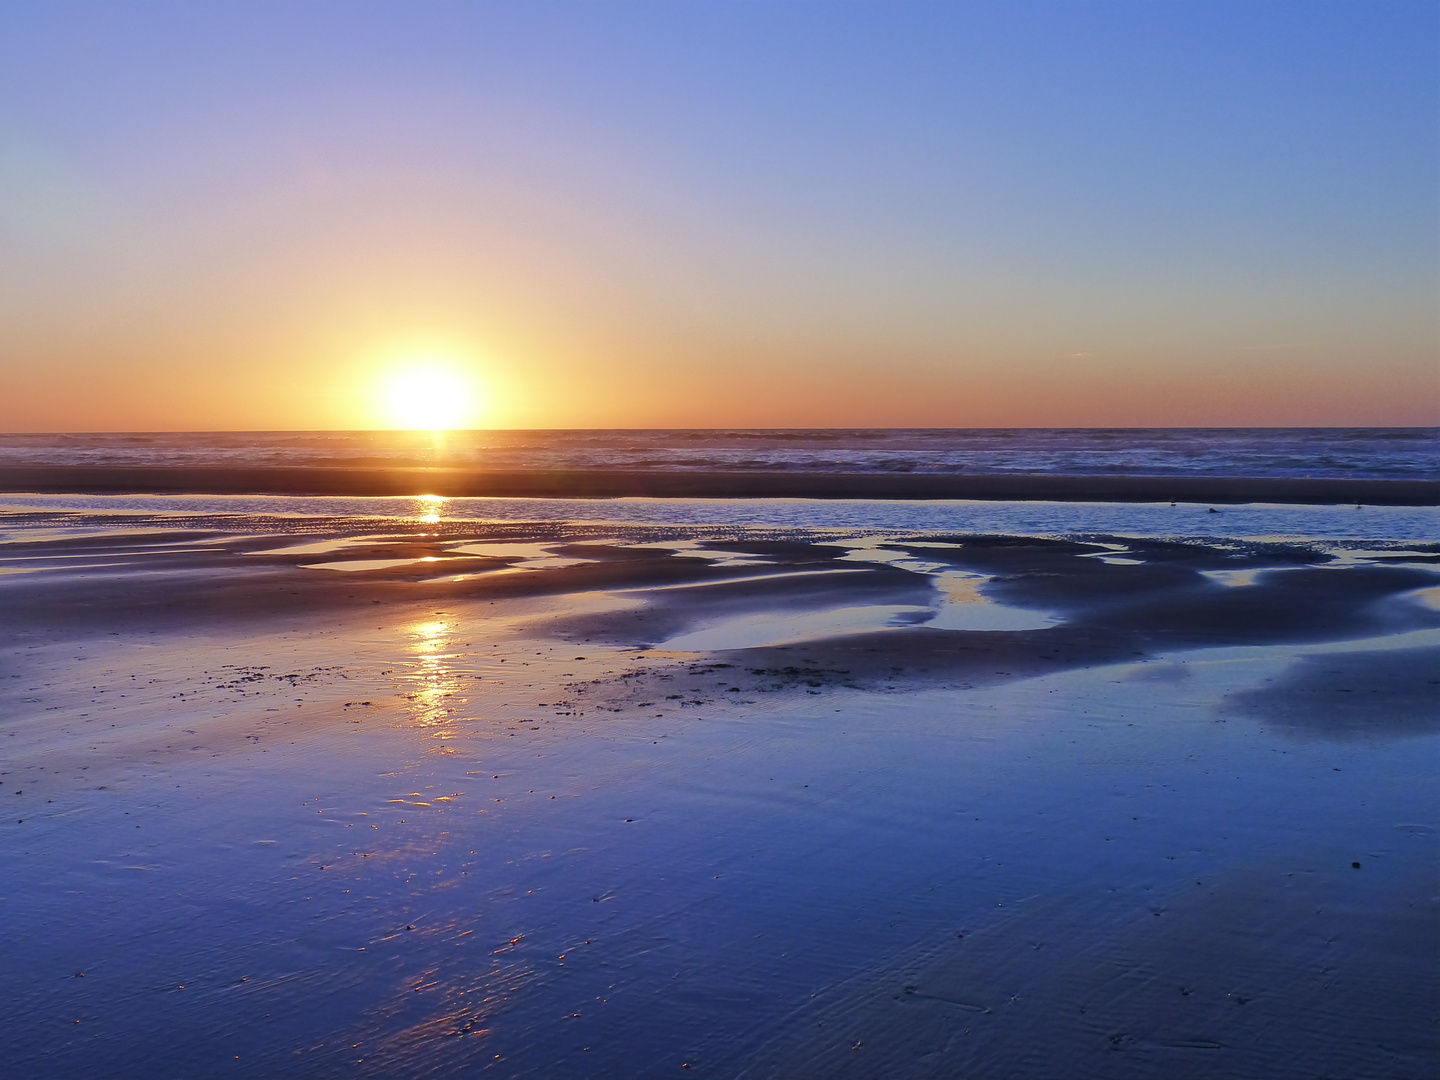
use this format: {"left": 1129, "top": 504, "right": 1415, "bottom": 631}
{"left": 379, "top": 366, "right": 482, "bottom": 430}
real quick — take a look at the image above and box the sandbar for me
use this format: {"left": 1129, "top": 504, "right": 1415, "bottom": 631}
{"left": 0, "top": 464, "right": 1436, "bottom": 504}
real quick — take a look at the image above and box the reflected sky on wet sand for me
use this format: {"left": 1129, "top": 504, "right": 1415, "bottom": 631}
{"left": 0, "top": 507, "right": 1435, "bottom": 1078}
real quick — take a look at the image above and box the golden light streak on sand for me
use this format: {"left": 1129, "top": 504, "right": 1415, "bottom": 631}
{"left": 405, "top": 618, "right": 465, "bottom": 745}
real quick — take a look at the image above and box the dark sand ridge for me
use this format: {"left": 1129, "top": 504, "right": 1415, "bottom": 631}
{"left": 2, "top": 464, "right": 1437, "bottom": 504}
{"left": 5, "top": 524, "right": 1435, "bottom": 651}
{"left": 554, "top": 538, "right": 1440, "bottom": 737}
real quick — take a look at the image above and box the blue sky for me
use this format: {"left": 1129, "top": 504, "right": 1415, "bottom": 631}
{"left": 0, "top": 1, "right": 1434, "bottom": 428}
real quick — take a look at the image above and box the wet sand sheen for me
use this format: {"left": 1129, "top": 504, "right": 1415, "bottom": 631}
{"left": 0, "top": 508, "right": 1436, "bottom": 1078}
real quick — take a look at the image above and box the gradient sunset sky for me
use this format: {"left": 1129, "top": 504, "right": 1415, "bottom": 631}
{"left": 0, "top": 0, "right": 1434, "bottom": 431}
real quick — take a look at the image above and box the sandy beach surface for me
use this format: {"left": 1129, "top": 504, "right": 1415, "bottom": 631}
{"left": 1, "top": 502, "right": 1437, "bottom": 1078}
{"left": 1, "top": 465, "right": 1436, "bottom": 505}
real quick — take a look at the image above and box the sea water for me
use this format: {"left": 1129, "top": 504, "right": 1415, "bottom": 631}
{"left": 0, "top": 427, "right": 1435, "bottom": 479}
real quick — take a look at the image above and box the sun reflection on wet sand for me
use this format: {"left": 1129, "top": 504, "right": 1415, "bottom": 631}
{"left": 403, "top": 618, "right": 467, "bottom": 749}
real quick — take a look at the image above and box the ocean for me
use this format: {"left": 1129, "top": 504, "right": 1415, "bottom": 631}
{"left": 1, "top": 427, "right": 1435, "bottom": 480}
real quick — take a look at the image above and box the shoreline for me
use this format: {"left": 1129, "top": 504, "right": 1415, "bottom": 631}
{"left": 1, "top": 465, "right": 1435, "bottom": 505}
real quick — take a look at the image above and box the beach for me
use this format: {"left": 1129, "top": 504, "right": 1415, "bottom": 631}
{"left": 5, "top": 0, "right": 1436, "bottom": 1069}
{"left": 1, "top": 484, "right": 1436, "bottom": 1078}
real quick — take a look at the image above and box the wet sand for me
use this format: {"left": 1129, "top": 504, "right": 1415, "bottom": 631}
{"left": 1, "top": 464, "right": 1436, "bottom": 504}
{"left": 1, "top": 510, "right": 1437, "bottom": 1078}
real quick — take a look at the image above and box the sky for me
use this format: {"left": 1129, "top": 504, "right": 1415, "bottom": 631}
{"left": 0, "top": 0, "right": 1435, "bottom": 431}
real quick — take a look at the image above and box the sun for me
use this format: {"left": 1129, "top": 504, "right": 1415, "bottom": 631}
{"left": 379, "top": 366, "right": 480, "bottom": 430}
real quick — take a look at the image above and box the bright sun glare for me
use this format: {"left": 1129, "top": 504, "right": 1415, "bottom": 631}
{"left": 380, "top": 367, "right": 478, "bottom": 430}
